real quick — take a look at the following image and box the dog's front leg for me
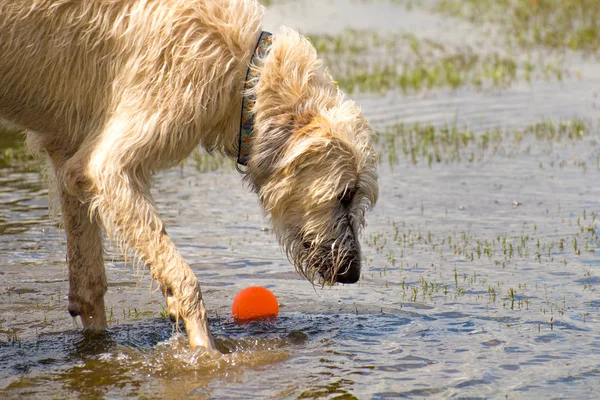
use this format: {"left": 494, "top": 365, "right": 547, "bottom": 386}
{"left": 92, "top": 175, "right": 215, "bottom": 350}
{"left": 87, "top": 129, "right": 216, "bottom": 350}
{"left": 151, "top": 234, "right": 216, "bottom": 351}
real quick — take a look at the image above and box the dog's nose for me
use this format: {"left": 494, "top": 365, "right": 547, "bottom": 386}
{"left": 334, "top": 260, "right": 360, "bottom": 284}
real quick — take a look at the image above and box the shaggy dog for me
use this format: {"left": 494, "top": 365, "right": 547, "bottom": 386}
{"left": 0, "top": 0, "right": 378, "bottom": 350}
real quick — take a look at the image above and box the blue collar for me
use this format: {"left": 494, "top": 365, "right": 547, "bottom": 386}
{"left": 237, "top": 31, "right": 273, "bottom": 168}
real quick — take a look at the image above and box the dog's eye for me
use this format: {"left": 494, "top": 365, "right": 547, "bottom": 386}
{"left": 338, "top": 189, "right": 355, "bottom": 207}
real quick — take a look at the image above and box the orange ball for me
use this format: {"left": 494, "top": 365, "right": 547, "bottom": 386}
{"left": 232, "top": 286, "right": 279, "bottom": 321}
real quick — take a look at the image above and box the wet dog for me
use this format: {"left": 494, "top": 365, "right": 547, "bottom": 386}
{"left": 0, "top": 0, "right": 378, "bottom": 350}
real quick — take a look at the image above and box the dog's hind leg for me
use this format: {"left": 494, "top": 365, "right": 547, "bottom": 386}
{"left": 85, "top": 118, "right": 216, "bottom": 350}
{"left": 60, "top": 188, "right": 107, "bottom": 329}
{"left": 49, "top": 153, "right": 107, "bottom": 330}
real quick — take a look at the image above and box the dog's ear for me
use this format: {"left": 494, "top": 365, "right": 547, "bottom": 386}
{"left": 247, "top": 113, "right": 296, "bottom": 189}
{"left": 253, "top": 28, "right": 338, "bottom": 120}
{"left": 248, "top": 112, "right": 340, "bottom": 198}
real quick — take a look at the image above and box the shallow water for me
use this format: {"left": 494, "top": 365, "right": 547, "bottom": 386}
{"left": 1, "top": 1, "right": 600, "bottom": 399}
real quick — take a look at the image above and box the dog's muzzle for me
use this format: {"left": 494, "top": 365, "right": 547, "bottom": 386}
{"left": 303, "top": 231, "right": 361, "bottom": 284}
{"left": 331, "top": 252, "right": 361, "bottom": 284}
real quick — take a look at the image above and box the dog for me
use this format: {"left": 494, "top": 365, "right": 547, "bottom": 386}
{"left": 0, "top": 0, "right": 378, "bottom": 350}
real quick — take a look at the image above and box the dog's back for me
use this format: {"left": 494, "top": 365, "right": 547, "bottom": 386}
{"left": 0, "top": 0, "right": 122, "bottom": 141}
{"left": 0, "top": 0, "right": 262, "bottom": 154}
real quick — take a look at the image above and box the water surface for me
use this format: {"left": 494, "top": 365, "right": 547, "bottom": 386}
{"left": 1, "top": 1, "right": 599, "bottom": 398}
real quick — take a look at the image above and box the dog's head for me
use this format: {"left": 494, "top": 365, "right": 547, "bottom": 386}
{"left": 248, "top": 101, "right": 378, "bottom": 284}
{"left": 245, "top": 28, "right": 378, "bottom": 284}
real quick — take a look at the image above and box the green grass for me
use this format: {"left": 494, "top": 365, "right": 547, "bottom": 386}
{"left": 187, "top": 150, "right": 232, "bottom": 173}
{"left": 364, "top": 206, "right": 599, "bottom": 317}
{"left": 375, "top": 118, "right": 595, "bottom": 167}
{"left": 436, "top": 0, "right": 600, "bottom": 53}
{"left": 0, "top": 126, "right": 42, "bottom": 172}
{"left": 306, "top": 0, "right": 600, "bottom": 94}
{"left": 0, "top": 125, "right": 232, "bottom": 174}
{"left": 1, "top": 118, "right": 595, "bottom": 174}
{"left": 309, "top": 30, "right": 566, "bottom": 94}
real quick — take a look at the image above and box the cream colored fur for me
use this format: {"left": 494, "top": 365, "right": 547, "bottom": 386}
{"left": 0, "top": 0, "right": 378, "bottom": 350}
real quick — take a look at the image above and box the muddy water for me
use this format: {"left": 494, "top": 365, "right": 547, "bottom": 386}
{"left": 1, "top": 1, "right": 600, "bottom": 399}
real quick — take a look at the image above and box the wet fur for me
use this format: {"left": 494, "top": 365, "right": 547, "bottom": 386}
{"left": 0, "top": 0, "right": 378, "bottom": 349}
